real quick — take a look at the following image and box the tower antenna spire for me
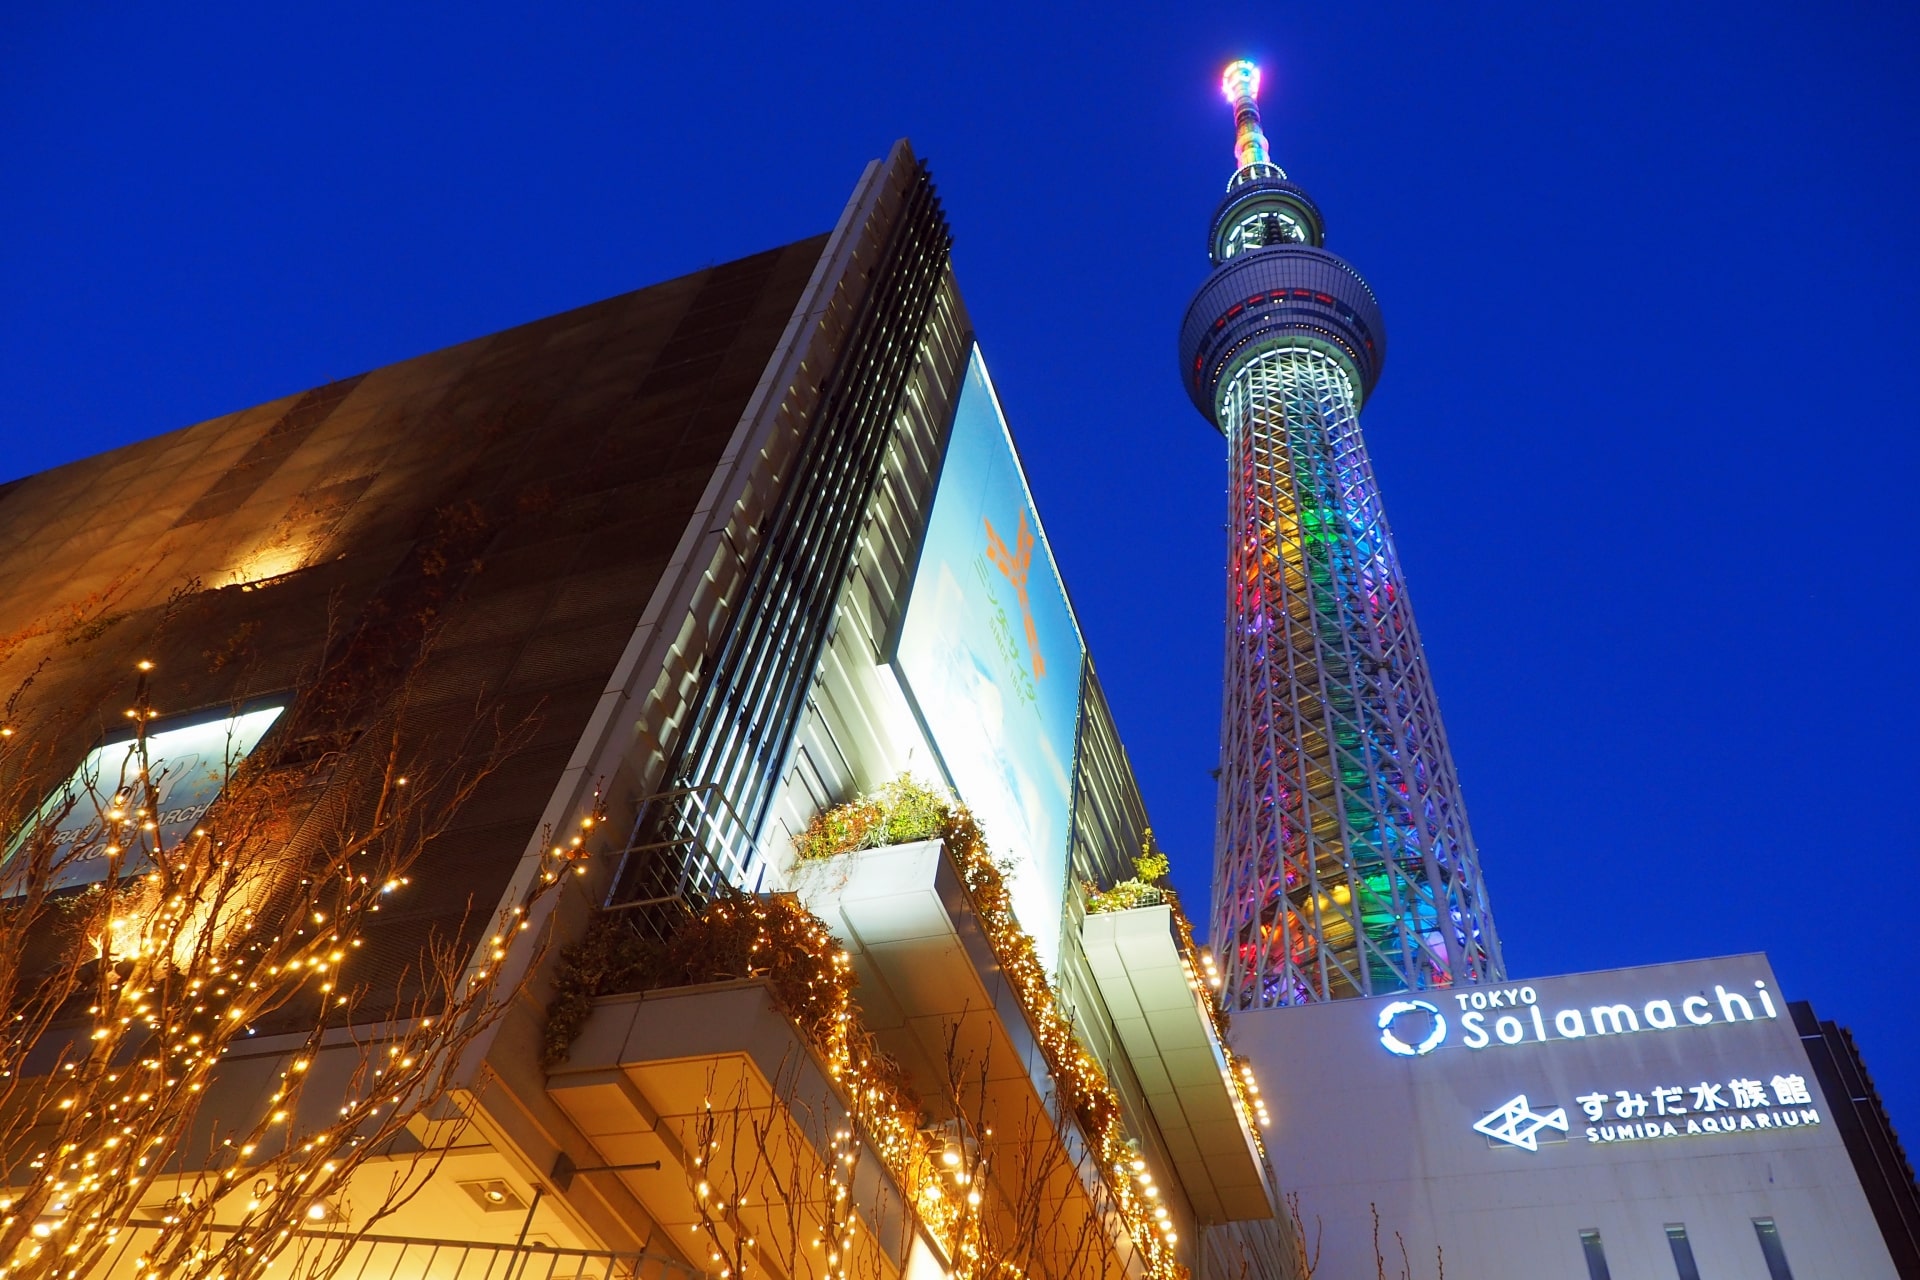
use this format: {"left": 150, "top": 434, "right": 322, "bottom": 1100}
{"left": 1221, "top": 59, "right": 1273, "bottom": 173}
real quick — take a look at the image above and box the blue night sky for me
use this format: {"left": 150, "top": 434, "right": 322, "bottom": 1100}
{"left": 4, "top": 5, "right": 1916, "bottom": 1139}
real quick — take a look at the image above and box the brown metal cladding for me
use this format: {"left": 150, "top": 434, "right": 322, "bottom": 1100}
{"left": 0, "top": 234, "right": 828, "bottom": 1027}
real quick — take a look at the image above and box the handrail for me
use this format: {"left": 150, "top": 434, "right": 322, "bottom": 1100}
{"left": 89, "top": 1221, "right": 706, "bottom": 1280}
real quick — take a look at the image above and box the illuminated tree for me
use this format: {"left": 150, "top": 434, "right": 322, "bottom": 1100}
{"left": 0, "top": 587, "right": 596, "bottom": 1280}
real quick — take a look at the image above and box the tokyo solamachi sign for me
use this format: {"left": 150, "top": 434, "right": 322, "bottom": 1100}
{"left": 1364, "top": 967, "right": 1824, "bottom": 1160}
{"left": 1375, "top": 977, "right": 1782, "bottom": 1057}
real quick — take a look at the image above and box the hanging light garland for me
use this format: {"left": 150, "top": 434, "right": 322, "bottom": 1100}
{"left": 798, "top": 779, "right": 1188, "bottom": 1280}
{"left": 0, "top": 658, "right": 597, "bottom": 1280}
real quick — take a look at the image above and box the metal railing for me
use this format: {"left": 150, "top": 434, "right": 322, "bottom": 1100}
{"left": 602, "top": 783, "right": 752, "bottom": 947}
{"left": 89, "top": 1224, "right": 706, "bottom": 1280}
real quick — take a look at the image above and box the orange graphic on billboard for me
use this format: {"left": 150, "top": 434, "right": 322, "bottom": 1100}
{"left": 985, "top": 510, "right": 1045, "bottom": 681}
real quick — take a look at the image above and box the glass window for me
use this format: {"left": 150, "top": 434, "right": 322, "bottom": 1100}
{"left": 3, "top": 703, "right": 285, "bottom": 895}
{"left": 1579, "top": 1228, "right": 1612, "bottom": 1280}
{"left": 1665, "top": 1224, "right": 1702, "bottom": 1280}
{"left": 1222, "top": 209, "right": 1303, "bottom": 258}
{"left": 1753, "top": 1218, "right": 1796, "bottom": 1280}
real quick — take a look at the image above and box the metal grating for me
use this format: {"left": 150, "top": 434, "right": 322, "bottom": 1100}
{"left": 614, "top": 159, "right": 953, "bottom": 900}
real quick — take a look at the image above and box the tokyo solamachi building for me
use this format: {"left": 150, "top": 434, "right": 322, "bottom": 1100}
{"left": 1183, "top": 60, "right": 1918, "bottom": 1280}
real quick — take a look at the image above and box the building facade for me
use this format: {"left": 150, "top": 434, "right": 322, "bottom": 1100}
{"left": 0, "top": 143, "right": 1288, "bottom": 1280}
{"left": 1236, "top": 956, "right": 1908, "bottom": 1278}
{"left": 1180, "top": 62, "right": 1501, "bottom": 1009}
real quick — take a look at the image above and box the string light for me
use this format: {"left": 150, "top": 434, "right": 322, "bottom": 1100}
{"left": 0, "top": 657, "right": 603, "bottom": 1278}
{"left": 797, "top": 780, "right": 1190, "bottom": 1280}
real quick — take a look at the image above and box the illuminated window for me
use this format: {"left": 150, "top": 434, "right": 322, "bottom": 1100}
{"left": 1752, "top": 1218, "right": 1796, "bottom": 1280}
{"left": 1665, "top": 1224, "right": 1701, "bottom": 1280}
{"left": 1222, "top": 209, "right": 1304, "bottom": 258}
{"left": 3, "top": 703, "right": 284, "bottom": 895}
{"left": 1578, "top": 1229, "right": 1612, "bottom": 1280}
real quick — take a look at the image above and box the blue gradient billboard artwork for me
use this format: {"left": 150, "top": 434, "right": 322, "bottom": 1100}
{"left": 895, "top": 346, "right": 1085, "bottom": 970}
{"left": 4, "top": 705, "right": 284, "bottom": 894}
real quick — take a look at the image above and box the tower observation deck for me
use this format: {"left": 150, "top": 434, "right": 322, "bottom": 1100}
{"left": 1183, "top": 61, "right": 1503, "bottom": 1006}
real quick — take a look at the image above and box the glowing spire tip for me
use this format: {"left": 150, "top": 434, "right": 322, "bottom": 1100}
{"left": 1220, "top": 59, "right": 1272, "bottom": 173}
{"left": 1221, "top": 59, "right": 1261, "bottom": 105}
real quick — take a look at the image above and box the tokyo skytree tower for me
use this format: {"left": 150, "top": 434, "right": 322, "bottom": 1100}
{"left": 1180, "top": 61, "right": 1503, "bottom": 1007}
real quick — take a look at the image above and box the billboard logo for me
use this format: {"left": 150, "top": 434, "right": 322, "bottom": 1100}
{"left": 1474, "top": 1094, "right": 1569, "bottom": 1152}
{"left": 985, "top": 511, "right": 1044, "bottom": 680}
{"left": 892, "top": 346, "right": 1086, "bottom": 973}
{"left": 1378, "top": 999, "right": 1447, "bottom": 1057}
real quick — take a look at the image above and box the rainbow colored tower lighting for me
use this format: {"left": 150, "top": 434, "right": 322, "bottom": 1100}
{"left": 1180, "top": 60, "right": 1504, "bottom": 1005}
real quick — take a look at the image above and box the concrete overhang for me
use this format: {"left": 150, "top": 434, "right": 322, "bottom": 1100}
{"left": 1080, "top": 905, "right": 1274, "bottom": 1221}
{"left": 547, "top": 980, "right": 930, "bottom": 1279}
{"left": 791, "top": 840, "right": 1157, "bottom": 1279}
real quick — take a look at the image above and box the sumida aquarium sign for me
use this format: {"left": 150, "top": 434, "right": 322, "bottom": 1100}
{"left": 1368, "top": 962, "right": 1827, "bottom": 1156}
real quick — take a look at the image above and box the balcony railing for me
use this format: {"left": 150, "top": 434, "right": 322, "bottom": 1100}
{"left": 601, "top": 783, "right": 752, "bottom": 946}
{"left": 86, "top": 1225, "right": 705, "bottom": 1280}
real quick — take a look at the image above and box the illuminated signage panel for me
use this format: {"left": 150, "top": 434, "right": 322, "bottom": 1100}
{"left": 1240, "top": 956, "right": 1838, "bottom": 1167}
{"left": 894, "top": 346, "right": 1085, "bottom": 970}
{"left": 5, "top": 705, "right": 284, "bottom": 894}
{"left": 1227, "top": 955, "right": 1889, "bottom": 1278}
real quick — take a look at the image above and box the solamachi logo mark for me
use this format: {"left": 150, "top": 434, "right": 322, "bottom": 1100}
{"left": 1378, "top": 999, "right": 1447, "bottom": 1057}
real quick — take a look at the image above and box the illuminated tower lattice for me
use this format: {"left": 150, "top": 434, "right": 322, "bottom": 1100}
{"left": 1180, "top": 61, "right": 1503, "bottom": 1006}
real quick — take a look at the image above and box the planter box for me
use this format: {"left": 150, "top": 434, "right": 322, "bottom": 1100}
{"left": 1082, "top": 904, "right": 1275, "bottom": 1221}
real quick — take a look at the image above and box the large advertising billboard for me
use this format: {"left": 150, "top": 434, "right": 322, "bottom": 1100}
{"left": 4, "top": 704, "right": 284, "bottom": 894}
{"left": 894, "top": 346, "right": 1085, "bottom": 971}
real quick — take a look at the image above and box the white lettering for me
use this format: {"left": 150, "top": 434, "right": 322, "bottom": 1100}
{"left": 1566, "top": 1105, "right": 1804, "bottom": 1151}
{"left": 1716, "top": 985, "right": 1754, "bottom": 1022}
{"left": 1590, "top": 1004, "right": 1639, "bottom": 1036}
{"left": 1413, "top": 974, "right": 1779, "bottom": 1056}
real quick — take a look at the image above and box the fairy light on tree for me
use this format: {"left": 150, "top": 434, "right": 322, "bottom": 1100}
{"left": 0, "top": 631, "right": 599, "bottom": 1280}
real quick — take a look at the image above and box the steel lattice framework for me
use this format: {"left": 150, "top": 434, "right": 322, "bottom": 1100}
{"left": 1182, "top": 61, "right": 1503, "bottom": 1008}
{"left": 1213, "top": 347, "right": 1499, "bottom": 1005}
